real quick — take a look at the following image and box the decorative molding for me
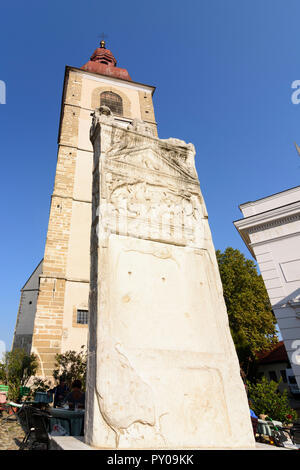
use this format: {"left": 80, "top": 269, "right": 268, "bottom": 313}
{"left": 235, "top": 200, "right": 300, "bottom": 230}
{"left": 248, "top": 214, "right": 300, "bottom": 234}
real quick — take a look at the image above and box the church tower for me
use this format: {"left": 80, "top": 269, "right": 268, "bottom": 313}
{"left": 13, "top": 41, "right": 157, "bottom": 377}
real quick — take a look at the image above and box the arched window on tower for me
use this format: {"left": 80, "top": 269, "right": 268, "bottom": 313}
{"left": 100, "top": 91, "right": 123, "bottom": 116}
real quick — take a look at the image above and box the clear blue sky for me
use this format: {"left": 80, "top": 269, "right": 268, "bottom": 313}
{"left": 1, "top": 0, "right": 299, "bottom": 349}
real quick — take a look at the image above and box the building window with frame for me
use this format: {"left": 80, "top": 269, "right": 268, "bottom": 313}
{"left": 257, "top": 372, "right": 264, "bottom": 381}
{"left": 100, "top": 91, "right": 123, "bottom": 116}
{"left": 268, "top": 370, "right": 277, "bottom": 382}
{"left": 280, "top": 370, "right": 287, "bottom": 383}
{"left": 77, "top": 309, "right": 88, "bottom": 325}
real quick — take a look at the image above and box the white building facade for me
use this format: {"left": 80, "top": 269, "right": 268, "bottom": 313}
{"left": 234, "top": 185, "right": 300, "bottom": 390}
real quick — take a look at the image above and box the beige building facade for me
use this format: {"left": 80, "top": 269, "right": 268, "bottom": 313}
{"left": 13, "top": 43, "right": 157, "bottom": 377}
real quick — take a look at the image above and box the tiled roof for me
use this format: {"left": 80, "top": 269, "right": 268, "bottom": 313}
{"left": 257, "top": 341, "right": 289, "bottom": 364}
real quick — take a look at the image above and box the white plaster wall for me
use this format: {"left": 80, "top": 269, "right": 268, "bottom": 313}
{"left": 78, "top": 109, "right": 93, "bottom": 152}
{"left": 73, "top": 149, "right": 93, "bottom": 202}
{"left": 65, "top": 201, "right": 91, "bottom": 280}
{"left": 61, "top": 281, "right": 89, "bottom": 352}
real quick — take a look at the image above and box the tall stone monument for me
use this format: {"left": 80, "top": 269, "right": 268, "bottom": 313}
{"left": 85, "top": 106, "right": 255, "bottom": 449}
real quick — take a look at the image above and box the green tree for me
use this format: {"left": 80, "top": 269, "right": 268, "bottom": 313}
{"left": 247, "top": 376, "right": 297, "bottom": 423}
{"left": 0, "top": 348, "right": 38, "bottom": 402}
{"left": 52, "top": 346, "right": 87, "bottom": 390}
{"left": 216, "top": 247, "right": 278, "bottom": 376}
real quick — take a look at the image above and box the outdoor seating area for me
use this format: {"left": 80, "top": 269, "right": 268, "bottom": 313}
{"left": 15, "top": 403, "right": 85, "bottom": 450}
{"left": 49, "top": 407, "right": 85, "bottom": 437}
{"left": 2, "top": 385, "right": 300, "bottom": 450}
{"left": 0, "top": 345, "right": 88, "bottom": 449}
{"left": 253, "top": 418, "right": 300, "bottom": 449}
{"left": 0, "top": 372, "right": 86, "bottom": 450}
{"left": 1, "top": 347, "right": 300, "bottom": 450}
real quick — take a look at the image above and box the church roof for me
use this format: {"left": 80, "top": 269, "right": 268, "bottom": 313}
{"left": 81, "top": 40, "right": 132, "bottom": 81}
{"left": 21, "top": 259, "right": 43, "bottom": 291}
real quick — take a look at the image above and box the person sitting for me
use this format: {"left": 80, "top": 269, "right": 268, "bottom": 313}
{"left": 248, "top": 398, "right": 258, "bottom": 437}
{"left": 48, "top": 376, "right": 69, "bottom": 408}
{"left": 64, "top": 380, "right": 85, "bottom": 410}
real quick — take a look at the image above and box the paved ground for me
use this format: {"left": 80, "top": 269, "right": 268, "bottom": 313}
{"left": 0, "top": 410, "right": 47, "bottom": 450}
{"left": 0, "top": 413, "right": 25, "bottom": 450}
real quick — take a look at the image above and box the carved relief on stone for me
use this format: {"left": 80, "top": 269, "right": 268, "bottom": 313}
{"left": 106, "top": 140, "right": 198, "bottom": 181}
{"left": 90, "top": 110, "right": 206, "bottom": 248}
{"left": 160, "top": 138, "right": 197, "bottom": 179}
{"left": 95, "top": 337, "right": 165, "bottom": 448}
{"left": 98, "top": 173, "right": 205, "bottom": 247}
{"left": 90, "top": 109, "right": 198, "bottom": 180}
{"left": 127, "top": 118, "right": 156, "bottom": 137}
{"left": 90, "top": 105, "right": 114, "bottom": 139}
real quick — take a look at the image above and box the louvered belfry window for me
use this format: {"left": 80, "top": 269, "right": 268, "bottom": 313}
{"left": 100, "top": 91, "right": 123, "bottom": 116}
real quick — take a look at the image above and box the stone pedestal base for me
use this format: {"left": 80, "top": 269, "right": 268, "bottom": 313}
{"left": 50, "top": 436, "right": 283, "bottom": 451}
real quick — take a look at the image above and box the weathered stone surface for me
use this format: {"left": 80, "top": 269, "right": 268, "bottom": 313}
{"left": 87, "top": 109, "right": 255, "bottom": 449}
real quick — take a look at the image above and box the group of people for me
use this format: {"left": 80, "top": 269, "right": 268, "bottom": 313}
{"left": 48, "top": 377, "right": 85, "bottom": 409}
